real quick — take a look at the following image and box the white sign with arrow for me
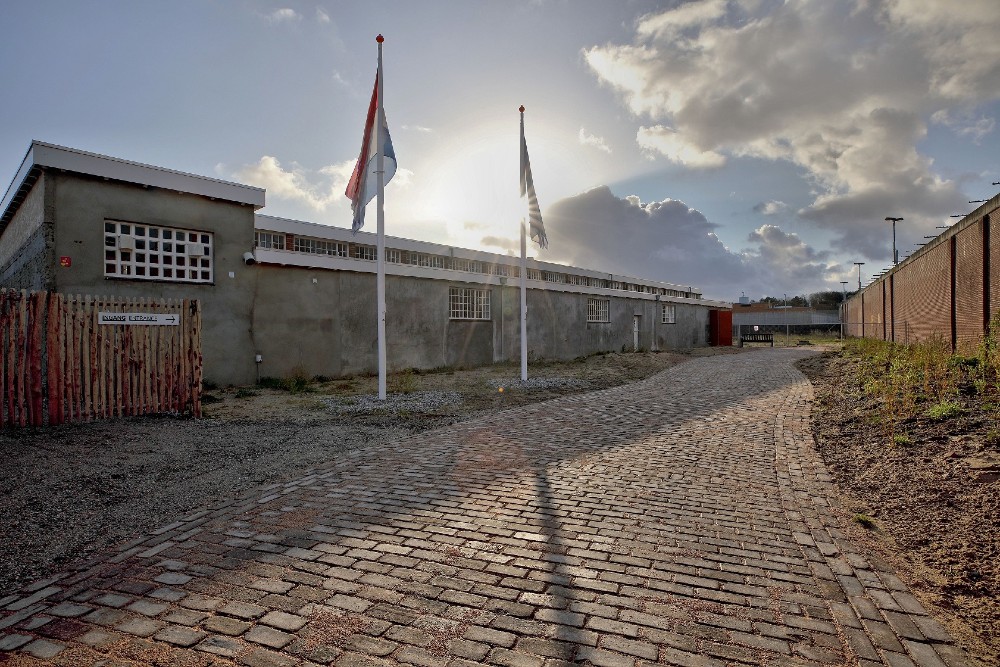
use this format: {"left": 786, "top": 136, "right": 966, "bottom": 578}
{"left": 98, "top": 312, "right": 180, "bottom": 326}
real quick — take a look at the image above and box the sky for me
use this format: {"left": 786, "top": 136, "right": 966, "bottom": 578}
{"left": 2, "top": 0, "right": 999, "bottom": 302}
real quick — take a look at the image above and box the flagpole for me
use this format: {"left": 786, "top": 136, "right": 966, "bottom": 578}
{"left": 520, "top": 218, "right": 528, "bottom": 381}
{"left": 376, "top": 34, "right": 387, "bottom": 400}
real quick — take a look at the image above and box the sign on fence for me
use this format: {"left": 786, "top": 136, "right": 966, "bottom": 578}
{"left": 0, "top": 289, "right": 202, "bottom": 427}
{"left": 98, "top": 312, "right": 181, "bottom": 326}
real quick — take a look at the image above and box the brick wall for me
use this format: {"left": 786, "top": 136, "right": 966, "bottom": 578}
{"left": 844, "top": 202, "right": 999, "bottom": 349}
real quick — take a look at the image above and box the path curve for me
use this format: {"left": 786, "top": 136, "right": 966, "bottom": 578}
{"left": 0, "top": 349, "right": 970, "bottom": 666}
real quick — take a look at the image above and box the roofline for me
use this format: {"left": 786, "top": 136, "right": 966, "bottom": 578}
{"left": 1, "top": 141, "right": 265, "bottom": 233}
{"left": 255, "top": 213, "right": 708, "bottom": 298}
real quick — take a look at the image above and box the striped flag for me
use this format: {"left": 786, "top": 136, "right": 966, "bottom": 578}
{"left": 346, "top": 72, "right": 396, "bottom": 232}
{"left": 520, "top": 110, "right": 548, "bottom": 249}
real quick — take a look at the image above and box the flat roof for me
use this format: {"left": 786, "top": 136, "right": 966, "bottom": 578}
{"left": 1, "top": 141, "right": 265, "bottom": 234}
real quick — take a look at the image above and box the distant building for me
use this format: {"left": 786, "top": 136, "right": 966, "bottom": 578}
{"left": 1, "top": 141, "right": 731, "bottom": 385}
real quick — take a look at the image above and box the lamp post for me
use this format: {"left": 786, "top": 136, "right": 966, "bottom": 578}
{"left": 840, "top": 281, "right": 848, "bottom": 340}
{"left": 783, "top": 292, "right": 789, "bottom": 345}
{"left": 854, "top": 262, "right": 865, "bottom": 291}
{"left": 885, "top": 217, "right": 903, "bottom": 265}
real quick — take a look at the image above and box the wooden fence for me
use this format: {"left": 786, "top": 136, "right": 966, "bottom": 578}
{"left": 0, "top": 289, "right": 202, "bottom": 427}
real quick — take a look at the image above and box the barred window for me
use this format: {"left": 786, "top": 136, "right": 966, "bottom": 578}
{"left": 527, "top": 269, "right": 542, "bottom": 280}
{"left": 488, "top": 264, "right": 510, "bottom": 277}
{"left": 611, "top": 281, "right": 623, "bottom": 290}
{"left": 105, "top": 220, "right": 213, "bottom": 283}
{"left": 662, "top": 304, "right": 676, "bottom": 324}
{"left": 352, "top": 244, "right": 376, "bottom": 261}
{"left": 255, "top": 231, "right": 284, "bottom": 250}
{"left": 587, "top": 298, "right": 610, "bottom": 323}
{"left": 293, "top": 236, "right": 348, "bottom": 257}
{"left": 385, "top": 248, "right": 401, "bottom": 263}
{"left": 449, "top": 287, "right": 491, "bottom": 320}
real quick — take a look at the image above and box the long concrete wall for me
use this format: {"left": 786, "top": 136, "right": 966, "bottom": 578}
{"left": 1, "top": 170, "right": 725, "bottom": 387}
{"left": 250, "top": 265, "right": 712, "bottom": 383}
{"left": 844, "top": 197, "right": 998, "bottom": 352}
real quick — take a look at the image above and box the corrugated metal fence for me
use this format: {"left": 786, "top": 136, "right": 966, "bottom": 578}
{"left": 0, "top": 289, "right": 202, "bottom": 427}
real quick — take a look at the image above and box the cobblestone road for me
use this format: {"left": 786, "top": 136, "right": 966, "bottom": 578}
{"left": 0, "top": 349, "right": 970, "bottom": 666}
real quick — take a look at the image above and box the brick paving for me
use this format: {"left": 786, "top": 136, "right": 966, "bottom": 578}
{"left": 0, "top": 349, "right": 972, "bottom": 666}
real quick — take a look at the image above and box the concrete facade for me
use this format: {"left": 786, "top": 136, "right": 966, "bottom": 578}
{"left": 1, "top": 141, "right": 731, "bottom": 386}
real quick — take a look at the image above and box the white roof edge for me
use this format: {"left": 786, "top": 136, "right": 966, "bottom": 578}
{"left": 2, "top": 141, "right": 265, "bottom": 218}
{"left": 254, "top": 213, "right": 705, "bottom": 296}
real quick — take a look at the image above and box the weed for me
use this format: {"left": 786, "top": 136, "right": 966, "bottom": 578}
{"left": 892, "top": 433, "right": 912, "bottom": 447}
{"left": 392, "top": 368, "right": 418, "bottom": 394}
{"left": 257, "top": 366, "right": 312, "bottom": 393}
{"left": 235, "top": 387, "right": 258, "bottom": 399}
{"left": 985, "top": 429, "right": 1000, "bottom": 448}
{"left": 926, "top": 400, "right": 963, "bottom": 420}
{"left": 853, "top": 513, "right": 877, "bottom": 529}
{"left": 201, "top": 393, "right": 223, "bottom": 404}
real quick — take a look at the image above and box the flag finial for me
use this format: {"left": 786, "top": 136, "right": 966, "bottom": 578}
{"left": 519, "top": 105, "right": 525, "bottom": 113}
{"left": 376, "top": 34, "right": 384, "bottom": 43}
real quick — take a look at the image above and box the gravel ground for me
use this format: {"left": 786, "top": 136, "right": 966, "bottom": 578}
{"left": 1, "top": 350, "right": 719, "bottom": 597}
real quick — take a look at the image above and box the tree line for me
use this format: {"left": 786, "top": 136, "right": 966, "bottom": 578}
{"left": 754, "top": 291, "right": 850, "bottom": 310}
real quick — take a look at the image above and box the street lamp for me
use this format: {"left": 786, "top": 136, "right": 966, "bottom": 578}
{"left": 885, "top": 217, "right": 903, "bottom": 265}
{"left": 839, "top": 281, "right": 848, "bottom": 339}
{"left": 854, "top": 262, "right": 865, "bottom": 291}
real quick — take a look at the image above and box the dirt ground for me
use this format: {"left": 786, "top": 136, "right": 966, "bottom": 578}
{"left": 797, "top": 351, "right": 1000, "bottom": 665}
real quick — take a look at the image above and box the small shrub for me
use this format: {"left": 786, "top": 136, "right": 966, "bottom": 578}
{"left": 235, "top": 388, "right": 258, "bottom": 399}
{"left": 925, "top": 400, "right": 963, "bottom": 420}
{"left": 392, "top": 369, "right": 418, "bottom": 394}
{"left": 892, "top": 433, "right": 911, "bottom": 447}
{"left": 853, "top": 513, "right": 876, "bottom": 529}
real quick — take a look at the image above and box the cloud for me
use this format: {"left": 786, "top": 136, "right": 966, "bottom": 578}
{"left": 480, "top": 235, "right": 518, "bottom": 253}
{"left": 316, "top": 7, "right": 330, "bottom": 24}
{"left": 541, "top": 186, "right": 838, "bottom": 300}
{"left": 583, "top": 0, "right": 1000, "bottom": 259}
{"left": 260, "top": 8, "right": 301, "bottom": 24}
{"left": 235, "top": 156, "right": 353, "bottom": 211}
{"left": 637, "top": 126, "right": 724, "bottom": 168}
{"left": 931, "top": 109, "right": 995, "bottom": 143}
{"left": 753, "top": 200, "right": 787, "bottom": 215}
{"left": 578, "top": 127, "right": 612, "bottom": 154}
{"left": 402, "top": 125, "right": 434, "bottom": 133}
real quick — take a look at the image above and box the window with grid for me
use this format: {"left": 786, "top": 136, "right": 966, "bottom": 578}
{"left": 351, "top": 244, "right": 376, "bottom": 260}
{"left": 488, "top": 264, "right": 509, "bottom": 277}
{"left": 293, "top": 236, "right": 347, "bottom": 257}
{"left": 452, "top": 258, "right": 472, "bottom": 272}
{"left": 527, "top": 269, "right": 542, "bottom": 280}
{"left": 449, "top": 287, "right": 491, "bottom": 320}
{"left": 661, "top": 304, "right": 676, "bottom": 324}
{"left": 104, "top": 221, "right": 213, "bottom": 283}
{"left": 587, "top": 298, "right": 610, "bottom": 323}
{"left": 407, "top": 253, "right": 444, "bottom": 268}
{"left": 254, "top": 231, "right": 285, "bottom": 250}
{"left": 385, "top": 248, "right": 401, "bottom": 263}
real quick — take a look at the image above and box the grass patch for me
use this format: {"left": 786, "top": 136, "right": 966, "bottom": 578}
{"left": 235, "top": 387, "right": 258, "bottom": 399}
{"left": 926, "top": 400, "right": 963, "bottom": 420}
{"left": 892, "top": 433, "right": 912, "bottom": 447}
{"left": 853, "top": 513, "right": 877, "bottom": 529}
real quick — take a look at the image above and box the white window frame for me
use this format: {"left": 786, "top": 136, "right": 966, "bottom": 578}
{"left": 351, "top": 244, "right": 377, "bottom": 261}
{"left": 662, "top": 303, "right": 676, "bottom": 324}
{"left": 294, "top": 236, "right": 348, "bottom": 257}
{"left": 255, "top": 231, "right": 285, "bottom": 250}
{"left": 385, "top": 248, "right": 401, "bottom": 263}
{"left": 449, "top": 287, "right": 491, "bottom": 320}
{"left": 105, "top": 220, "right": 213, "bottom": 283}
{"left": 587, "top": 298, "right": 610, "bottom": 323}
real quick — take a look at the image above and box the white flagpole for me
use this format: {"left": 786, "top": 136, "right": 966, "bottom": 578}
{"left": 376, "top": 34, "right": 387, "bottom": 400}
{"left": 520, "top": 219, "right": 528, "bottom": 381}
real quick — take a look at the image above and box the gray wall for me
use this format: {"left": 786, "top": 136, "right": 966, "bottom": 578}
{"left": 47, "top": 172, "right": 259, "bottom": 386}
{"left": 2, "top": 171, "right": 719, "bottom": 387}
{"left": 0, "top": 172, "right": 54, "bottom": 290}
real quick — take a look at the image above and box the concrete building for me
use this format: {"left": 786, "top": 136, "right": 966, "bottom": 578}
{"left": 1, "top": 141, "right": 731, "bottom": 386}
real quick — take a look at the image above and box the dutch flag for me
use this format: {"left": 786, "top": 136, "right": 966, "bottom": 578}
{"left": 346, "top": 72, "right": 396, "bottom": 232}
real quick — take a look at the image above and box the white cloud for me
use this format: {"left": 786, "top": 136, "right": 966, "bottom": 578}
{"left": 578, "top": 127, "right": 612, "bottom": 154}
{"left": 236, "top": 156, "right": 353, "bottom": 211}
{"left": 260, "top": 8, "right": 301, "bottom": 24}
{"left": 637, "top": 125, "right": 725, "bottom": 168}
{"left": 754, "top": 200, "right": 787, "bottom": 215}
{"left": 583, "top": 0, "right": 1000, "bottom": 259}
{"left": 402, "top": 125, "right": 434, "bottom": 133}
{"left": 931, "top": 109, "right": 995, "bottom": 143}
{"left": 316, "top": 7, "right": 330, "bottom": 24}
{"left": 541, "top": 187, "right": 837, "bottom": 300}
